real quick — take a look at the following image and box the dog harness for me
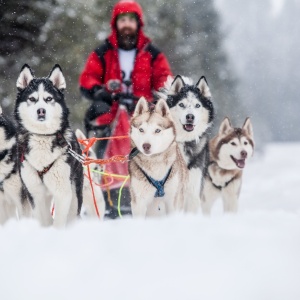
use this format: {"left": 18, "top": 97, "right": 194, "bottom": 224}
{"left": 139, "top": 166, "right": 173, "bottom": 198}
{"left": 207, "top": 161, "right": 236, "bottom": 190}
{"left": 130, "top": 147, "right": 173, "bottom": 197}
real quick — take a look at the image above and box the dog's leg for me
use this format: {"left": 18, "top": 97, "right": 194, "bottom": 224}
{"left": 21, "top": 162, "right": 53, "bottom": 226}
{"left": 131, "top": 199, "right": 148, "bottom": 218}
{"left": 45, "top": 161, "right": 73, "bottom": 228}
{"left": 200, "top": 180, "right": 219, "bottom": 215}
{"left": 0, "top": 194, "right": 7, "bottom": 225}
{"left": 130, "top": 187, "right": 149, "bottom": 218}
{"left": 3, "top": 175, "right": 28, "bottom": 220}
{"left": 222, "top": 181, "right": 241, "bottom": 213}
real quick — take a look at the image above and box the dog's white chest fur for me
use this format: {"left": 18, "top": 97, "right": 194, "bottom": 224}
{"left": 26, "top": 135, "right": 64, "bottom": 171}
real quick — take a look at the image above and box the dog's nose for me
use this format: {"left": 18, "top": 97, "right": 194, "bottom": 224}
{"left": 143, "top": 143, "right": 151, "bottom": 152}
{"left": 186, "top": 114, "right": 195, "bottom": 122}
{"left": 37, "top": 108, "right": 46, "bottom": 117}
{"left": 241, "top": 150, "right": 247, "bottom": 159}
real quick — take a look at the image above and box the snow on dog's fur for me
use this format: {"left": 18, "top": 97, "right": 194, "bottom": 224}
{"left": 129, "top": 97, "right": 187, "bottom": 218}
{"left": 75, "top": 129, "right": 105, "bottom": 219}
{"left": 157, "top": 75, "right": 214, "bottom": 213}
{"left": 0, "top": 106, "right": 31, "bottom": 224}
{"left": 201, "top": 117, "right": 254, "bottom": 214}
{"left": 14, "top": 64, "right": 83, "bottom": 228}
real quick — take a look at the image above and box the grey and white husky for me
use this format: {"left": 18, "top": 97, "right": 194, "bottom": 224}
{"left": 201, "top": 117, "right": 254, "bottom": 214}
{"left": 14, "top": 64, "right": 83, "bottom": 227}
{"left": 157, "top": 75, "right": 214, "bottom": 213}
{"left": 129, "top": 97, "right": 187, "bottom": 218}
{"left": 0, "top": 106, "right": 30, "bottom": 224}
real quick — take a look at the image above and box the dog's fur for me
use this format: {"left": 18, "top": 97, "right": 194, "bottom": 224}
{"left": 129, "top": 97, "right": 187, "bottom": 217}
{"left": 201, "top": 117, "right": 254, "bottom": 214}
{"left": 0, "top": 106, "right": 31, "bottom": 224}
{"left": 14, "top": 64, "right": 83, "bottom": 227}
{"left": 75, "top": 129, "right": 105, "bottom": 219}
{"left": 157, "top": 75, "right": 214, "bottom": 212}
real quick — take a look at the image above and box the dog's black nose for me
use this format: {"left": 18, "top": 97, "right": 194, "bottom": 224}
{"left": 241, "top": 150, "right": 247, "bottom": 158}
{"left": 37, "top": 108, "right": 46, "bottom": 117}
{"left": 143, "top": 143, "right": 151, "bottom": 152}
{"left": 186, "top": 114, "right": 195, "bottom": 122}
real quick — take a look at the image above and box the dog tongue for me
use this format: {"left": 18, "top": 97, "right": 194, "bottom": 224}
{"left": 184, "top": 124, "right": 194, "bottom": 131}
{"left": 236, "top": 159, "right": 245, "bottom": 168}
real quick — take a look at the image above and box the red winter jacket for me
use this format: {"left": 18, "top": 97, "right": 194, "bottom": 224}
{"left": 79, "top": 0, "right": 172, "bottom": 126}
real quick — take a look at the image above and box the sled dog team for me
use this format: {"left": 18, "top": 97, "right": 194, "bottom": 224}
{"left": 0, "top": 65, "right": 254, "bottom": 227}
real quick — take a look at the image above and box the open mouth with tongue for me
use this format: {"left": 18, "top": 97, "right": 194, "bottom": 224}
{"left": 183, "top": 124, "right": 195, "bottom": 132}
{"left": 231, "top": 155, "right": 246, "bottom": 168}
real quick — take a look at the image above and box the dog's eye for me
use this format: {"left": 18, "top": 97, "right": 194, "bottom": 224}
{"left": 244, "top": 141, "right": 248, "bottom": 145}
{"left": 195, "top": 103, "right": 201, "bottom": 108}
{"left": 231, "top": 142, "right": 236, "bottom": 146}
{"left": 28, "top": 97, "right": 36, "bottom": 102}
{"left": 139, "top": 128, "right": 144, "bottom": 132}
{"left": 45, "top": 97, "right": 53, "bottom": 102}
{"left": 155, "top": 129, "right": 161, "bottom": 133}
{"left": 178, "top": 103, "right": 184, "bottom": 108}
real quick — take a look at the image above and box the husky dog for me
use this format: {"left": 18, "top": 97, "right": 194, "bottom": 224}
{"left": 75, "top": 129, "right": 105, "bottom": 219}
{"left": 14, "top": 64, "right": 83, "bottom": 227}
{"left": 129, "top": 97, "right": 187, "bottom": 217}
{"left": 201, "top": 117, "right": 254, "bottom": 214}
{"left": 0, "top": 106, "right": 31, "bottom": 224}
{"left": 157, "top": 75, "right": 214, "bottom": 212}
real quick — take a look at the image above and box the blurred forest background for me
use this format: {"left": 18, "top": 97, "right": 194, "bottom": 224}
{"left": 0, "top": 0, "right": 299, "bottom": 145}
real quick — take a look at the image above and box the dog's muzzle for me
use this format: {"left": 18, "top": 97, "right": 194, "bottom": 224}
{"left": 183, "top": 114, "right": 195, "bottom": 132}
{"left": 37, "top": 108, "right": 46, "bottom": 121}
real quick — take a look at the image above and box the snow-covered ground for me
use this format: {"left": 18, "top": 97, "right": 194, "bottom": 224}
{"left": 0, "top": 143, "right": 299, "bottom": 300}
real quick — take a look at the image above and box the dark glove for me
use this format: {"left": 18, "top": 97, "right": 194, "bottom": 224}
{"left": 93, "top": 86, "right": 113, "bottom": 105}
{"left": 117, "top": 97, "right": 136, "bottom": 113}
{"left": 85, "top": 101, "right": 111, "bottom": 122}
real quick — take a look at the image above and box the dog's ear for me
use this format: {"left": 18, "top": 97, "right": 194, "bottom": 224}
{"left": 219, "top": 117, "right": 232, "bottom": 135}
{"left": 169, "top": 75, "right": 185, "bottom": 95}
{"left": 242, "top": 117, "right": 254, "bottom": 139}
{"left": 155, "top": 99, "right": 171, "bottom": 117}
{"left": 48, "top": 64, "right": 66, "bottom": 91}
{"left": 75, "top": 128, "right": 86, "bottom": 141}
{"left": 196, "top": 76, "right": 211, "bottom": 98}
{"left": 17, "top": 64, "right": 34, "bottom": 90}
{"left": 133, "top": 97, "right": 148, "bottom": 117}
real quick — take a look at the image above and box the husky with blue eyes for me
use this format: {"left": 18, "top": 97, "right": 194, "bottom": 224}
{"left": 14, "top": 64, "right": 83, "bottom": 228}
{"left": 129, "top": 97, "right": 187, "bottom": 218}
{"left": 157, "top": 75, "right": 214, "bottom": 213}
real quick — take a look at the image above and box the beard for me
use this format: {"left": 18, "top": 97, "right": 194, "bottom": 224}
{"left": 117, "top": 28, "right": 137, "bottom": 50}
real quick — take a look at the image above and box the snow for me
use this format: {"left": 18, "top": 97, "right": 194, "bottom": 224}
{"left": 1, "top": 143, "right": 300, "bottom": 300}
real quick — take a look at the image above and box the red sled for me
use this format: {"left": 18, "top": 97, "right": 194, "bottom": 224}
{"left": 102, "top": 105, "right": 130, "bottom": 189}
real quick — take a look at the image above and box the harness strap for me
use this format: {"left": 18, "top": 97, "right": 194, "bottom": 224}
{"left": 207, "top": 161, "right": 236, "bottom": 190}
{"left": 139, "top": 166, "right": 173, "bottom": 198}
{"left": 37, "top": 162, "right": 55, "bottom": 179}
{"left": 129, "top": 147, "right": 139, "bottom": 160}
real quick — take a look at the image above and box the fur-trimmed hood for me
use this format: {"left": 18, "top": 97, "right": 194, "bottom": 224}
{"left": 108, "top": 0, "right": 150, "bottom": 50}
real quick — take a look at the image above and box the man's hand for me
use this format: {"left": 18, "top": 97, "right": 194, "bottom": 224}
{"left": 93, "top": 87, "right": 113, "bottom": 105}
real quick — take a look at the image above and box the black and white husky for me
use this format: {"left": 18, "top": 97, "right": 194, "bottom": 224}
{"left": 0, "top": 106, "right": 30, "bottom": 224}
{"left": 157, "top": 75, "right": 214, "bottom": 212}
{"left": 14, "top": 64, "right": 83, "bottom": 227}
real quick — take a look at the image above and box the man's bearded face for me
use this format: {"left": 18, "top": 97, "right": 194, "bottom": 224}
{"left": 116, "top": 14, "right": 138, "bottom": 50}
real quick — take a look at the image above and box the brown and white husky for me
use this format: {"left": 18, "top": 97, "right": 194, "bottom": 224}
{"left": 201, "top": 117, "right": 254, "bottom": 214}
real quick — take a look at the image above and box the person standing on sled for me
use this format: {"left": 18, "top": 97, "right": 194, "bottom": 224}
{"left": 79, "top": 0, "right": 172, "bottom": 158}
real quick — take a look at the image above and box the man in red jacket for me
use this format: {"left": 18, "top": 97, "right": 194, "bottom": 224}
{"left": 79, "top": 0, "right": 172, "bottom": 145}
